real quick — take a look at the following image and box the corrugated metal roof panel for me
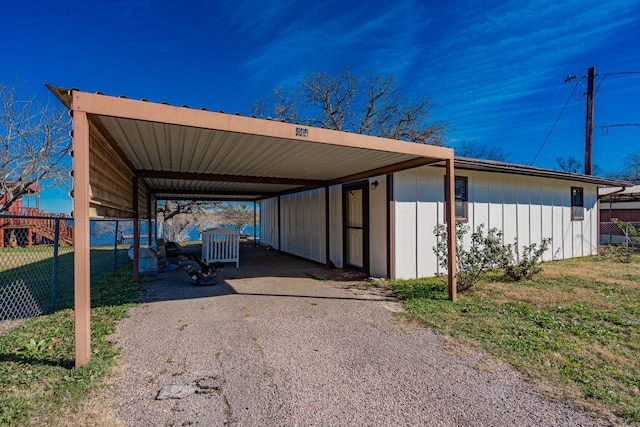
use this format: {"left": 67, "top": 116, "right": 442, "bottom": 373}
{"left": 99, "top": 116, "right": 420, "bottom": 181}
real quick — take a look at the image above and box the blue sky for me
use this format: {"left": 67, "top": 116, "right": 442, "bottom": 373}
{"left": 2, "top": 0, "right": 640, "bottom": 214}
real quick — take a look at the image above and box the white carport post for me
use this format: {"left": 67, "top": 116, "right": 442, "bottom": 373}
{"left": 72, "top": 110, "right": 92, "bottom": 367}
{"left": 445, "top": 158, "right": 457, "bottom": 302}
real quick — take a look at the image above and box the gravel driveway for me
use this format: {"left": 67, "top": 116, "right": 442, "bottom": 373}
{"left": 108, "top": 245, "right": 605, "bottom": 426}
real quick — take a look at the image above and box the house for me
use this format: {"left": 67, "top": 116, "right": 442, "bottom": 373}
{"left": 260, "top": 158, "right": 621, "bottom": 280}
{"left": 46, "top": 86, "right": 625, "bottom": 366}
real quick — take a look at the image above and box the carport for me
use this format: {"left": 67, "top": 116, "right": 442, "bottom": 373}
{"left": 47, "top": 86, "right": 457, "bottom": 367}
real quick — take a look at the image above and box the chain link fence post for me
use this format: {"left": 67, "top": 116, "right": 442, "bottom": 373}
{"left": 49, "top": 218, "right": 60, "bottom": 312}
{"left": 114, "top": 219, "right": 119, "bottom": 273}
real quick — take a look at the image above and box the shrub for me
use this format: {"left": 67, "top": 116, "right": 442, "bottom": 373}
{"left": 434, "top": 223, "right": 510, "bottom": 292}
{"left": 434, "top": 223, "right": 552, "bottom": 290}
{"left": 503, "top": 238, "right": 551, "bottom": 281}
{"left": 601, "top": 244, "right": 633, "bottom": 263}
{"left": 609, "top": 218, "right": 639, "bottom": 263}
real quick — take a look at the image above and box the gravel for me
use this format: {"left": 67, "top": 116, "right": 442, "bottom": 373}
{"left": 107, "top": 246, "right": 608, "bottom": 426}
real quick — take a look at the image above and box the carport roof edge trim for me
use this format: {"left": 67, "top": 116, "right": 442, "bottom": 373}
{"left": 48, "top": 86, "right": 453, "bottom": 161}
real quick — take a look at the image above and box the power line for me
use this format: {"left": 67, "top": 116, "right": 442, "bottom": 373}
{"left": 530, "top": 81, "right": 580, "bottom": 165}
{"left": 596, "top": 123, "right": 640, "bottom": 136}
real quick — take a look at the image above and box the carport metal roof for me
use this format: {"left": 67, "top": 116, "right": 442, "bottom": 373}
{"left": 48, "top": 85, "right": 454, "bottom": 207}
{"left": 48, "top": 86, "right": 458, "bottom": 367}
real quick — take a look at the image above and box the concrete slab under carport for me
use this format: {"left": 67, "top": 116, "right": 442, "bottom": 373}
{"left": 151, "top": 243, "right": 377, "bottom": 304}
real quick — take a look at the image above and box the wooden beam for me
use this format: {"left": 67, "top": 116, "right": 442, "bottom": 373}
{"left": 136, "top": 170, "right": 324, "bottom": 187}
{"left": 445, "top": 158, "right": 457, "bottom": 302}
{"left": 266, "top": 158, "right": 441, "bottom": 201}
{"left": 328, "top": 157, "right": 440, "bottom": 186}
{"left": 151, "top": 189, "right": 274, "bottom": 198}
{"left": 72, "top": 110, "right": 92, "bottom": 368}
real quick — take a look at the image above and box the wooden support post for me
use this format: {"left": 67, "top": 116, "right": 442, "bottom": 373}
{"left": 445, "top": 158, "right": 457, "bottom": 302}
{"left": 73, "top": 110, "right": 92, "bottom": 367}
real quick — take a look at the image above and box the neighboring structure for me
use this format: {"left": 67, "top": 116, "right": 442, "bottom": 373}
{"left": 0, "top": 183, "right": 73, "bottom": 247}
{"left": 599, "top": 185, "right": 640, "bottom": 246}
{"left": 599, "top": 185, "right": 640, "bottom": 222}
{"left": 1, "top": 182, "right": 41, "bottom": 214}
{"left": 261, "top": 158, "right": 620, "bottom": 280}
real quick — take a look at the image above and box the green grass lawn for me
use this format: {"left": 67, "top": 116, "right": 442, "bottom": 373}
{"left": 0, "top": 268, "right": 145, "bottom": 426}
{"left": 0, "top": 245, "right": 132, "bottom": 318}
{"left": 393, "top": 255, "right": 640, "bottom": 425}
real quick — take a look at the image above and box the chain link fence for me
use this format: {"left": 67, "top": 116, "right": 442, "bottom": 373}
{"left": 600, "top": 221, "right": 640, "bottom": 247}
{"left": 0, "top": 215, "right": 74, "bottom": 327}
{"left": 0, "top": 215, "right": 153, "bottom": 333}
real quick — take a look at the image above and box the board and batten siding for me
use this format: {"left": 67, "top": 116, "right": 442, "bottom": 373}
{"left": 258, "top": 176, "right": 387, "bottom": 276}
{"left": 393, "top": 166, "right": 599, "bottom": 280}
{"left": 259, "top": 188, "right": 327, "bottom": 263}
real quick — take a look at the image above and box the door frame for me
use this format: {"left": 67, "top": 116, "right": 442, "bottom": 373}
{"left": 342, "top": 180, "right": 370, "bottom": 274}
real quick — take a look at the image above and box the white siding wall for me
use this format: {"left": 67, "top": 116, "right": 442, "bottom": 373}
{"left": 259, "top": 197, "right": 280, "bottom": 249}
{"left": 369, "top": 176, "right": 387, "bottom": 278}
{"left": 280, "top": 188, "right": 326, "bottom": 263}
{"left": 393, "top": 166, "right": 600, "bottom": 280}
{"left": 259, "top": 186, "right": 342, "bottom": 267}
{"left": 258, "top": 179, "right": 385, "bottom": 273}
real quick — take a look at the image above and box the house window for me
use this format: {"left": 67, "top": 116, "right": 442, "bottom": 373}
{"left": 455, "top": 177, "right": 468, "bottom": 221}
{"left": 571, "top": 187, "right": 584, "bottom": 220}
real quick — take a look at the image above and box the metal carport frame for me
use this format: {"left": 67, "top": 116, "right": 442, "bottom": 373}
{"left": 48, "top": 86, "right": 457, "bottom": 367}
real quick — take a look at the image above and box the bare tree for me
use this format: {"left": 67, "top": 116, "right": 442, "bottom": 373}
{"left": 251, "top": 68, "right": 447, "bottom": 145}
{"left": 556, "top": 156, "right": 582, "bottom": 173}
{"left": 456, "top": 141, "right": 508, "bottom": 161}
{"left": 163, "top": 214, "right": 194, "bottom": 242}
{"left": 251, "top": 86, "right": 299, "bottom": 122}
{"left": 158, "top": 200, "right": 221, "bottom": 242}
{"left": 556, "top": 156, "right": 603, "bottom": 175}
{"left": 215, "top": 204, "right": 255, "bottom": 232}
{"left": 609, "top": 152, "right": 640, "bottom": 183}
{"left": 1, "top": 80, "right": 71, "bottom": 213}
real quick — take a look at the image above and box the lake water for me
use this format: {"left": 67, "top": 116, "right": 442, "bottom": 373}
{"left": 89, "top": 220, "right": 260, "bottom": 246}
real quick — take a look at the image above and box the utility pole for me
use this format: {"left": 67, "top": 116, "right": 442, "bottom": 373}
{"left": 584, "top": 66, "right": 595, "bottom": 175}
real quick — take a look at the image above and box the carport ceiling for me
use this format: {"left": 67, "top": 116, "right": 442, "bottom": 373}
{"left": 48, "top": 86, "right": 454, "bottom": 203}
